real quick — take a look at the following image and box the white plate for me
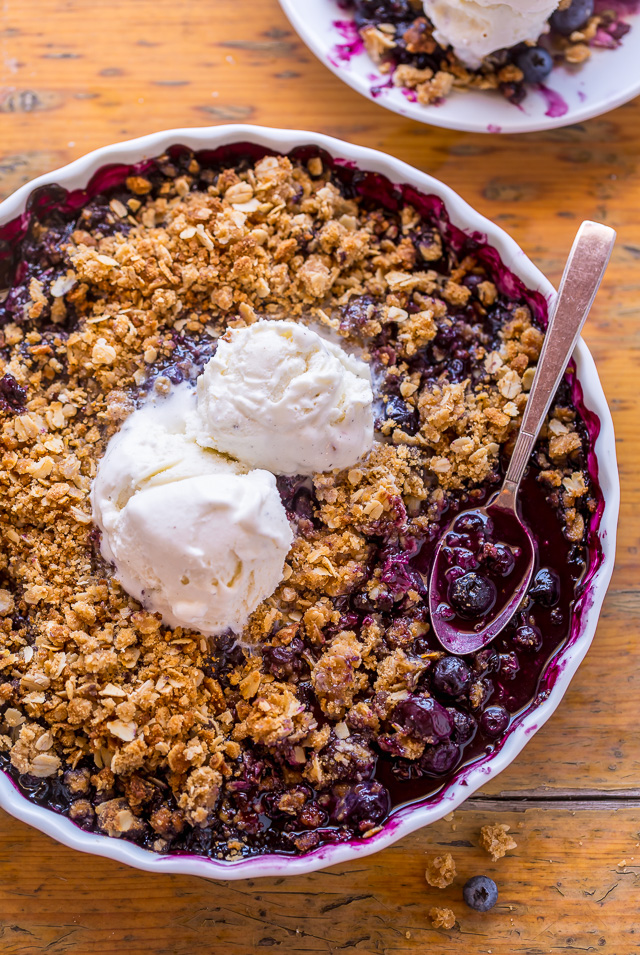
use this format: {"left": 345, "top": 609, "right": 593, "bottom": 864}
{"left": 0, "top": 125, "right": 619, "bottom": 879}
{"left": 279, "top": 0, "right": 640, "bottom": 132}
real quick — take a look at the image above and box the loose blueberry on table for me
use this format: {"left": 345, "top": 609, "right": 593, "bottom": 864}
{"left": 463, "top": 875, "right": 499, "bottom": 911}
{"left": 0, "top": 144, "right": 599, "bottom": 858}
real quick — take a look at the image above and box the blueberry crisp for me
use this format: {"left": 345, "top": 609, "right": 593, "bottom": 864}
{"left": 0, "top": 145, "right": 599, "bottom": 858}
{"left": 345, "top": 0, "right": 634, "bottom": 107}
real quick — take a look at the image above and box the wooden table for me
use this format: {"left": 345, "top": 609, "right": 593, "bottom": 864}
{"left": 0, "top": 2, "right": 638, "bottom": 952}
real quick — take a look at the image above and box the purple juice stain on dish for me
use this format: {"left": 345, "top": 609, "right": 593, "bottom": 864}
{"left": 331, "top": 19, "right": 364, "bottom": 62}
{"left": 487, "top": 124, "right": 502, "bottom": 133}
{"left": 594, "top": 0, "right": 638, "bottom": 16}
{"left": 591, "top": 0, "right": 636, "bottom": 45}
{"left": 537, "top": 84, "right": 569, "bottom": 118}
{"left": 370, "top": 76, "right": 394, "bottom": 98}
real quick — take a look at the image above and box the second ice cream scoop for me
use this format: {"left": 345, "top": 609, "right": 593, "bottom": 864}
{"left": 193, "top": 320, "right": 374, "bottom": 475}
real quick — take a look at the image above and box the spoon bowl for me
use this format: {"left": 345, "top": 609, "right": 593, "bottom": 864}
{"left": 428, "top": 490, "right": 535, "bottom": 655}
{"left": 429, "top": 220, "right": 616, "bottom": 655}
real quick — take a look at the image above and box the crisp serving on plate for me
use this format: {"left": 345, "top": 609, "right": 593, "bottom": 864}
{"left": 0, "top": 145, "right": 599, "bottom": 859}
{"left": 345, "top": 0, "right": 634, "bottom": 105}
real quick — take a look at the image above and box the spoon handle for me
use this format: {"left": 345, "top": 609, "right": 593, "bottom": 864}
{"left": 502, "top": 220, "right": 616, "bottom": 499}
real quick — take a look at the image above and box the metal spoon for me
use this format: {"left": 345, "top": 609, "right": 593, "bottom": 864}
{"left": 428, "top": 220, "right": 616, "bottom": 655}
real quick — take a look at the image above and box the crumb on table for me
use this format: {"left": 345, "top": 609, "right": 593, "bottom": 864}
{"left": 425, "top": 851, "right": 456, "bottom": 888}
{"left": 479, "top": 823, "right": 518, "bottom": 861}
{"left": 429, "top": 906, "right": 456, "bottom": 929}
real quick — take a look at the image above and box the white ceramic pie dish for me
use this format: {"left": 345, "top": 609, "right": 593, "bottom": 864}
{"left": 0, "top": 125, "right": 619, "bottom": 879}
{"left": 279, "top": 0, "right": 640, "bottom": 133}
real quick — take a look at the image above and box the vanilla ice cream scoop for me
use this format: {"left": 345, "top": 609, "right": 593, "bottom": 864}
{"left": 193, "top": 321, "right": 374, "bottom": 475}
{"left": 424, "top": 0, "right": 559, "bottom": 68}
{"left": 92, "top": 393, "right": 293, "bottom": 636}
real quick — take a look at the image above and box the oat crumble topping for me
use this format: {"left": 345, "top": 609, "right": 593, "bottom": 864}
{"left": 0, "top": 146, "right": 598, "bottom": 857}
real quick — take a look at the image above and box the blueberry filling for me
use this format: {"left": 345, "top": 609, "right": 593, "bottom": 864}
{"left": 0, "top": 144, "right": 601, "bottom": 860}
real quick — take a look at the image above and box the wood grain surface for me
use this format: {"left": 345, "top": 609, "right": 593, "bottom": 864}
{"left": 0, "top": 1, "right": 639, "bottom": 952}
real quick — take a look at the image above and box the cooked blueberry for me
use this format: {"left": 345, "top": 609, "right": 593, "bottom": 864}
{"left": 420, "top": 740, "right": 461, "bottom": 776}
{"left": 276, "top": 476, "right": 308, "bottom": 512}
{"left": 449, "top": 573, "right": 496, "bottom": 618}
{"left": 352, "top": 592, "right": 376, "bottom": 613}
{"left": 515, "top": 46, "right": 553, "bottom": 84}
{"left": 436, "top": 602, "right": 457, "bottom": 621}
{"left": 446, "top": 531, "right": 472, "bottom": 549}
{"left": 462, "top": 273, "right": 483, "bottom": 291}
{"left": 469, "top": 677, "right": 494, "bottom": 711}
{"left": 11, "top": 613, "right": 29, "bottom": 633}
{"left": 447, "top": 358, "right": 466, "bottom": 382}
{"left": 370, "top": 590, "right": 395, "bottom": 612}
{"left": 0, "top": 374, "right": 27, "bottom": 414}
{"left": 550, "top": 0, "right": 594, "bottom": 35}
{"left": 451, "top": 547, "right": 480, "bottom": 571}
{"left": 463, "top": 875, "right": 498, "bottom": 912}
{"left": 499, "top": 652, "right": 520, "bottom": 680}
{"left": 385, "top": 395, "right": 420, "bottom": 434}
{"left": 434, "top": 325, "right": 456, "bottom": 349}
{"left": 449, "top": 708, "right": 477, "bottom": 744}
{"left": 432, "top": 657, "right": 472, "bottom": 697}
{"left": 454, "top": 513, "right": 484, "bottom": 534}
{"left": 480, "top": 704, "right": 510, "bottom": 738}
{"left": 261, "top": 638, "right": 305, "bottom": 681}
{"left": 331, "top": 780, "right": 390, "bottom": 829}
{"left": 567, "top": 546, "right": 586, "bottom": 576}
{"left": 610, "top": 20, "right": 631, "bottom": 41}
{"left": 381, "top": 552, "right": 426, "bottom": 598}
{"left": 393, "top": 694, "right": 454, "bottom": 741}
{"left": 514, "top": 624, "right": 543, "bottom": 650}
{"left": 445, "top": 566, "right": 466, "bottom": 584}
{"left": 529, "top": 567, "right": 560, "bottom": 607}
{"left": 69, "top": 799, "right": 95, "bottom": 830}
{"left": 340, "top": 293, "right": 377, "bottom": 330}
{"left": 485, "top": 542, "right": 515, "bottom": 576}
{"left": 312, "top": 736, "right": 377, "bottom": 785}
{"left": 353, "top": 0, "right": 413, "bottom": 18}
{"left": 473, "top": 646, "right": 500, "bottom": 674}
{"left": 288, "top": 486, "right": 315, "bottom": 521}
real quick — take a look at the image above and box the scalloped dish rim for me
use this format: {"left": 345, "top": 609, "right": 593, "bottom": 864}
{"left": 0, "top": 125, "right": 620, "bottom": 880}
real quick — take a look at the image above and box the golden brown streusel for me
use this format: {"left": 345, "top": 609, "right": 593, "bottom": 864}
{"left": 0, "top": 146, "right": 597, "bottom": 858}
